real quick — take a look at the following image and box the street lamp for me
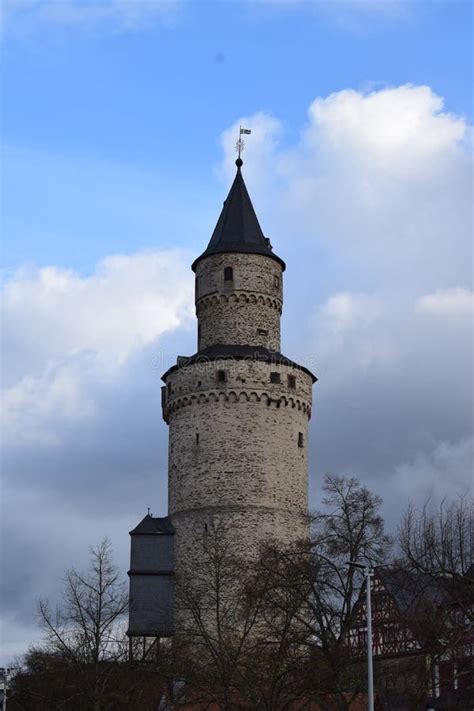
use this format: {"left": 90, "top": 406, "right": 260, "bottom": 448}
{"left": 347, "top": 561, "right": 375, "bottom": 711}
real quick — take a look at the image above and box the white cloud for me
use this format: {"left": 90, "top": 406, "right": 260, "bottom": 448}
{"left": 415, "top": 287, "right": 474, "bottom": 317}
{"left": 2, "top": 250, "right": 193, "bottom": 380}
{"left": 393, "top": 437, "right": 474, "bottom": 503}
{"left": 1, "top": 249, "right": 194, "bottom": 446}
{"left": 221, "top": 85, "right": 471, "bottom": 292}
{"left": 306, "top": 85, "right": 465, "bottom": 164}
{"left": 312, "top": 292, "right": 397, "bottom": 378}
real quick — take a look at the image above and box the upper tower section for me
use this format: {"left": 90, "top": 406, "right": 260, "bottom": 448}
{"left": 192, "top": 160, "right": 285, "bottom": 352}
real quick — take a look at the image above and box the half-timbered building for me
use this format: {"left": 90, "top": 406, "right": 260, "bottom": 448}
{"left": 348, "top": 566, "right": 474, "bottom": 709}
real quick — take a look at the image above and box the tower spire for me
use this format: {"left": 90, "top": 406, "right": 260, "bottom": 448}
{"left": 191, "top": 144, "right": 285, "bottom": 272}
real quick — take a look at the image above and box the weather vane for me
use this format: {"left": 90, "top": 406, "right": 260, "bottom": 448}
{"left": 236, "top": 125, "right": 251, "bottom": 159}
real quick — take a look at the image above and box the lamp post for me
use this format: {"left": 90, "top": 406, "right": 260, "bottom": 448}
{"left": 348, "top": 561, "right": 375, "bottom": 711}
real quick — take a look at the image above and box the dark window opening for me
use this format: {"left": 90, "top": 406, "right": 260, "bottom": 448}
{"left": 217, "top": 370, "right": 227, "bottom": 383}
{"left": 274, "top": 275, "right": 280, "bottom": 289}
{"left": 197, "top": 381, "right": 202, "bottom": 387}
{"left": 224, "top": 266, "right": 233, "bottom": 281}
{"left": 204, "top": 523, "right": 208, "bottom": 532}
{"left": 196, "top": 432, "right": 200, "bottom": 445}
{"left": 298, "top": 432, "right": 304, "bottom": 448}
{"left": 258, "top": 328, "right": 268, "bottom": 336}
{"left": 270, "top": 372, "right": 281, "bottom": 384}
{"left": 288, "top": 375, "right": 296, "bottom": 389}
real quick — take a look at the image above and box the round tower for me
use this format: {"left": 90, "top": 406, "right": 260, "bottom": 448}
{"left": 161, "top": 159, "right": 316, "bottom": 588}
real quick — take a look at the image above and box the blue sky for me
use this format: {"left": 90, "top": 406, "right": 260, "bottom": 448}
{"left": 1, "top": 0, "right": 473, "bottom": 662}
{"left": 3, "top": 0, "right": 472, "bottom": 271}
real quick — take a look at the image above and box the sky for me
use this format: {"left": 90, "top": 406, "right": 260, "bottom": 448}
{"left": 1, "top": 0, "right": 473, "bottom": 662}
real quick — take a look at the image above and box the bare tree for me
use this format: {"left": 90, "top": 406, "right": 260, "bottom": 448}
{"left": 399, "top": 494, "right": 473, "bottom": 578}
{"left": 172, "top": 521, "right": 312, "bottom": 711}
{"left": 35, "top": 538, "right": 128, "bottom": 710}
{"left": 397, "top": 495, "right": 474, "bottom": 701}
{"left": 303, "top": 474, "right": 392, "bottom": 709}
{"left": 172, "top": 476, "right": 392, "bottom": 711}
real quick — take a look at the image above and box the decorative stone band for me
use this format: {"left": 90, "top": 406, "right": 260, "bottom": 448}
{"left": 166, "top": 390, "right": 312, "bottom": 419}
{"left": 195, "top": 291, "right": 282, "bottom": 315}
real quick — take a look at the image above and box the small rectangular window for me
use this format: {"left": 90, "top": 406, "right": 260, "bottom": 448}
{"left": 258, "top": 328, "right": 268, "bottom": 336}
{"left": 217, "top": 370, "right": 227, "bottom": 383}
{"left": 298, "top": 432, "right": 304, "bottom": 448}
{"left": 288, "top": 375, "right": 296, "bottom": 389}
{"left": 273, "top": 275, "right": 280, "bottom": 289}
{"left": 224, "top": 266, "right": 233, "bottom": 281}
{"left": 270, "top": 372, "right": 280, "bottom": 384}
{"left": 196, "top": 432, "right": 200, "bottom": 445}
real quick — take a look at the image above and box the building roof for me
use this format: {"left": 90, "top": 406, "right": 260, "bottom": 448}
{"left": 129, "top": 514, "right": 175, "bottom": 536}
{"left": 376, "top": 568, "right": 448, "bottom": 613}
{"left": 191, "top": 159, "right": 285, "bottom": 272}
{"left": 161, "top": 343, "right": 317, "bottom": 383}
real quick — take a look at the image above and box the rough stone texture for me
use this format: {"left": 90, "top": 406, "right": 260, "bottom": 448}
{"left": 195, "top": 253, "right": 283, "bottom": 351}
{"left": 162, "top": 250, "right": 314, "bottom": 603}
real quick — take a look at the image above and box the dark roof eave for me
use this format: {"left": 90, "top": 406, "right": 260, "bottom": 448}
{"left": 161, "top": 345, "right": 317, "bottom": 384}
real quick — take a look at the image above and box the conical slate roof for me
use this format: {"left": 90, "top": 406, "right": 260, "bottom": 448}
{"left": 192, "top": 159, "right": 285, "bottom": 271}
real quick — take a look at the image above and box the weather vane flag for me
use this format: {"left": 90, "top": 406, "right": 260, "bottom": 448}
{"left": 236, "top": 126, "right": 251, "bottom": 159}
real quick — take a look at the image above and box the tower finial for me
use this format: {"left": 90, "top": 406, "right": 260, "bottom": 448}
{"left": 235, "top": 125, "right": 251, "bottom": 167}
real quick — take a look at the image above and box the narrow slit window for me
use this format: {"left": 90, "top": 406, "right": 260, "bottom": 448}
{"left": 273, "top": 275, "right": 280, "bottom": 289}
{"left": 196, "top": 432, "right": 200, "bottom": 445}
{"left": 298, "top": 432, "right": 304, "bottom": 448}
{"left": 217, "top": 370, "right": 227, "bottom": 383}
{"left": 270, "top": 372, "right": 281, "bottom": 384}
{"left": 288, "top": 375, "right": 296, "bottom": 389}
{"left": 204, "top": 523, "right": 208, "bottom": 532}
{"left": 224, "top": 266, "right": 233, "bottom": 281}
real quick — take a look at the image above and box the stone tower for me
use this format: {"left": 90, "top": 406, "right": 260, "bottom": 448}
{"left": 161, "top": 158, "right": 316, "bottom": 588}
{"left": 127, "top": 159, "right": 316, "bottom": 644}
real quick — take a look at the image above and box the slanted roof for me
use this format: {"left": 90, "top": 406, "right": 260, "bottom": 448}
{"left": 376, "top": 567, "right": 474, "bottom": 612}
{"left": 129, "top": 514, "right": 175, "bottom": 536}
{"left": 377, "top": 568, "right": 447, "bottom": 613}
{"left": 161, "top": 343, "right": 317, "bottom": 383}
{"left": 191, "top": 159, "right": 285, "bottom": 272}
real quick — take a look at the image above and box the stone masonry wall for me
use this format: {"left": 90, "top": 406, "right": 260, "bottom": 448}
{"left": 164, "top": 356, "right": 313, "bottom": 577}
{"left": 162, "top": 249, "right": 314, "bottom": 628}
{"left": 195, "top": 253, "right": 283, "bottom": 351}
